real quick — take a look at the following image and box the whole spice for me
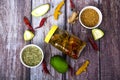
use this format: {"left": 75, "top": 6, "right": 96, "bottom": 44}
{"left": 72, "top": 54, "right": 78, "bottom": 59}
{"left": 76, "top": 60, "right": 90, "bottom": 75}
{"left": 68, "top": 64, "right": 74, "bottom": 76}
{"left": 23, "top": 16, "right": 35, "bottom": 33}
{"left": 35, "top": 17, "right": 48, "bottom": 29}
{"left": 42, "top": 59, "right": 50, "bottom": 74}
{"left": 88, "top": 37, "right": 99, "bottom": 51}
{"left": 69, "top": 0, "right": 75, "bottom": 10}
{"left": 54, "top": 0, "right": 64, "bottom": 20}
{"left": 80, "top": 9, "right": 99, "bottom": 27}
{"left": 35, "top": 15, "right": 52, "bottom": 29}
{"left": 67, "top": 11, "right": 78, "bottom": 24}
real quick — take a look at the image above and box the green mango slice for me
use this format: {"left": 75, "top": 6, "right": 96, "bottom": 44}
{"left": 24, "top": 30, "right": 34, "bottom": 41}
{"left": 31, "top": 4, "right": 50, "bottom": 17}
{"left": 92, "top": 28, "right": 104, "bottom": 40}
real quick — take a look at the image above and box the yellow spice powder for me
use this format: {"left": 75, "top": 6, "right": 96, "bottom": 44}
{"left": 81, "top": 8, "right": 99, "bottom": 27}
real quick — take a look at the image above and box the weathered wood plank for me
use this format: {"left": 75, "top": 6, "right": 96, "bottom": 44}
{"left": 66, "top": 0, "right": 100, "bottom": 80}
{"left": 0, "top": 0, "right": 31, "bottom": 80}
{"left": 31, "top": 0, "right": 65, "bottom": 80}
{"left": 0, "top": 0, "right": 120, "bottom": 80}
{"left": 99, "top": 0, "right": 120, "bottom": 80}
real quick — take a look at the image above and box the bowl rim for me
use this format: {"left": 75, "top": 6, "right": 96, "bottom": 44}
{"left": 20, "top": 44, "right": 44, "bottom": 68}
{"left": 79, "top": 6, "right": 103, "bottom": 29}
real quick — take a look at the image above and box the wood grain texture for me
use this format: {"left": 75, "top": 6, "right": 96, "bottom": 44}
{"left": 99, "top": 0, "right": 120, "bottom": 80}
{"left": 0, "top": 0, "right": 31, "bottom": 80}
{"left": 0, "top": 0, "right": 120, "bottom": 80}
{"left": 66, "top": 0, "right": 100, "bottom": 80}
{"left": 30, "top": 0, "right": 65, "bottom": 80}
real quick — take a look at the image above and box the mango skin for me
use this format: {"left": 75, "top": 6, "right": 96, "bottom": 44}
{"left": 50, "top": 55, "right": 68, "bottom": 73}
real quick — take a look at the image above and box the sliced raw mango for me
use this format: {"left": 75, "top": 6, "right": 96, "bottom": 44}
{"left": 31, "top": 4, "right": 50, "bottom": 17}
{"left": 92, "top": 28, "right": 104, "bottom": 40}
{"left": 24, "top": 30, "right": 34, "bottom": 41}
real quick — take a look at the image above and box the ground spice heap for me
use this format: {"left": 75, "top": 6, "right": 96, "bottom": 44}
{"left": 81, "top": 9, "right": 99, "bottom": 27}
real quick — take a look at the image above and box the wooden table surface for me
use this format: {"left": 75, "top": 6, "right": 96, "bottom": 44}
{"left": 0, "top": 0, "right": 120, "bottom": 80}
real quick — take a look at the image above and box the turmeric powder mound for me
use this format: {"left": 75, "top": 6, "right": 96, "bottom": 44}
{"left": 80, "top": 9, "right": 99, "bottom": 27}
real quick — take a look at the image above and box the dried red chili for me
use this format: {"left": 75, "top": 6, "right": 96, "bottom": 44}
{"left": 72, "top": 54, "right": 77, "bottom": 59}
{"left": 68, "top": 64, "right": 74, "bottom": 76}
{"left": 42, "top": 59, "right": 50, "bottom": 75}
{"left": 88, "top": 37, "right": 99, "bottom": 51}
{"left": 70, "top": 0, "right": 75, "bottom": 10}
{"left": 23, "top": 16, "right": 35, "bottom": 33}
{"left": 35, "top": 17, "right": 48, "bottom": 29}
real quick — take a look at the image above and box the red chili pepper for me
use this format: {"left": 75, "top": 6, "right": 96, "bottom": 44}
{"left": 23, "top": 16, "right": 35, "bottom": 33}
{"left": 88, "top": 37, "right": 99, "bottom": 51}
{"left": 72, "top": 54, "right": 78, "bottom": 59}
{"left": 42, "top": 59, "right": 50, "bottom": 74}
{"left": 35, "top": 17, "right": 48, "bottom": 29}
{"left": 70, "top": 0, "right": 75, "bottom": 9}
{"left": 68, "top": 64, "right": 74, "bottom": 76}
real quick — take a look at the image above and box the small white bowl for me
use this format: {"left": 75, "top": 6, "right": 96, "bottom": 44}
{"left": 79, "top": 6, "right": 102, "bottom": 29}
{"left": 20, "top": 44, "right": 44, "bottom": 68}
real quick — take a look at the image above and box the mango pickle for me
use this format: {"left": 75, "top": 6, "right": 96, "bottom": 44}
{"left": 45, "top": 25, "right": 86, "bottom": 59}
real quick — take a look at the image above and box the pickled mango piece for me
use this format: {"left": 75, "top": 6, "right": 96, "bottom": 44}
{"left": 54, "top": 0, "right": 64, "bottom": 20}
